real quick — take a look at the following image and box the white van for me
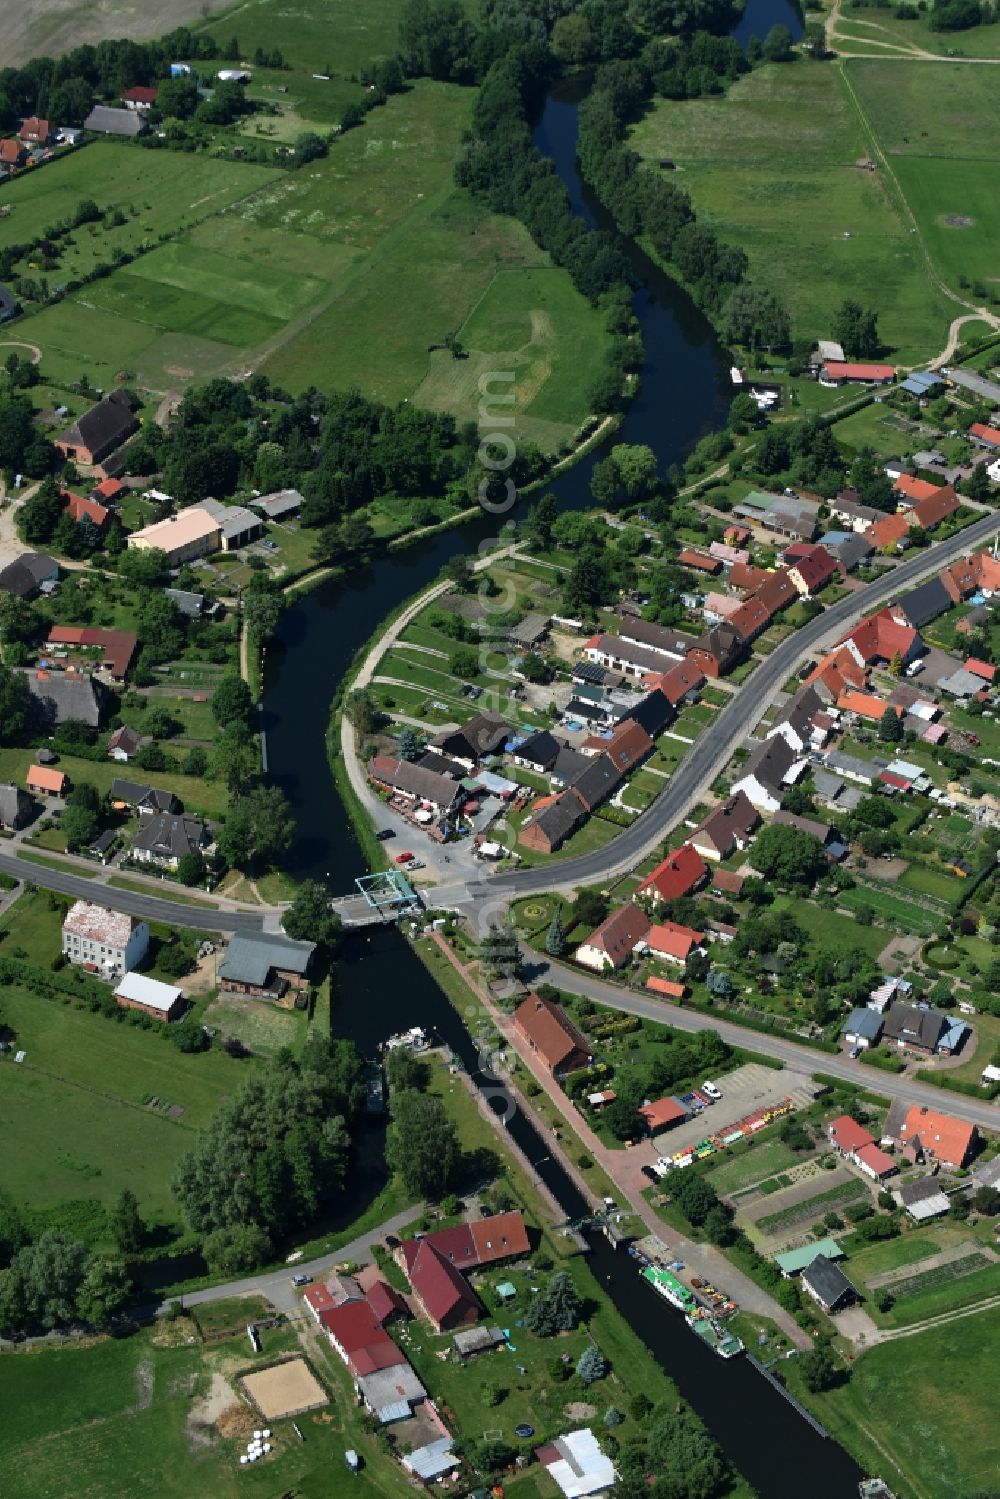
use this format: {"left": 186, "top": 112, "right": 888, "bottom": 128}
{"left": 702, "top": 1080, "right": 722, "bottom": 1101}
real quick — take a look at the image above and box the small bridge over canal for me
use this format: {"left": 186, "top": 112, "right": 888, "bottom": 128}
{"left": 330, "top": 870, "right": 422, "bottom": 929}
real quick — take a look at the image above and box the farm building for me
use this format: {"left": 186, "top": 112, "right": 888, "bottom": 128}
{"left": 114, "top": 971, "right": 183, "bottom": 1021}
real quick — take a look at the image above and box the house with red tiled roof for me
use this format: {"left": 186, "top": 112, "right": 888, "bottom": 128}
{"left": 867, "top": 512, "right": 910, "bottom": 551}
{"left": 729, "top": 561, "right": 773, "bottom": 594}
{"left": 19, "top": 116, "right": 49, "bottom": 145}
{"left": 677, "top": 547, "right": 720, "bottom": 575}
{"left": 399, "top": 1240, "right": 482, "bottom": 1332}
{"left": 122, "top": 85, "right": 157, "bottom": 111}
{"left": 0, "top": 139, "right": 28, "bottom": 168}
{"left": 804, "top": 649, "right": 867, "bottom": 703}
{"left": 821, "top": 361, "right": 895, "bottom": 385}
{"left": 893, "top": 474, "right": 941, "bottom": 506}
{"left": 319, "top": 1301, "right": 406, "bottom": 1375}
{"left": 92, "top": 477, "right": 128, "bottom": 504}
{"left": 651, "top": 659, "right": 706, "bottom": 705}
{"left": 911, "top": 485, "right": 960, "bottom": 532}
{"left": 838, "top": 609, "right": 919, "bottom": 671}
{"left": 581, "top": 718, "right": 652, "bottom": 774}
{"left": 788, "top": 546, "right": 837, "bottom": 597}
{"left": 514, "top": 994, "right": 592, "bottom": 1078}
{"left": 964, "top": 657, "right": 996, "bottom": 683}
{"left": 575, "top": 904, "right": 650, "bottom": 972}
{"left": 940, "top": 556, "right": 980, "bottom": 602}
{"left": 644, "top": 920, "right": 705, "bottom": 966}
{"left": 837, "top": 691, "right": 902, "bottom": 723}
{"left": 883, "top": 1104, "right": 977, "bottom": 1169}
{"left": 724, "top": 523, "right": 751, "bottom": 545}
{"left": 636, "top": 845, "right": 708, "bottom": 906}
{"left": 969, "top": 422, "right": 1000, "bottom": 451}
{"left": 640, "top": 1095, "right": 689, "bottom": 1134}
{"left": 827, "top": 1114, "right": 875, "bottom": 1157}
{"left": 63, "top": 490, "right": 110, "bottom": 531}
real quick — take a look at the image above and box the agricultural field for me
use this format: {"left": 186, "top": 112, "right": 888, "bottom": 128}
{"left": 0, "top": 972, "right": 241, "bottom": 1243}
{"left": 630, "top": 62, "right": 953, "bottom": 362}
{"left": 13, "top": 85, "right": 608, "bottom": 448}
{"left": 822, "top": 1308, "right": 1000, "bottom": 1499}
{"left": 0, "top": 1317, "right": 419, "bottom": 1499}
{"left": 833, "top": 2, "right": 1000, "bottom": 57}
{"left": 198, "top": 0, "right": 413, "bottom": 75}
{"left": 846, "top": 60, "right": 1000, "bottom": 293}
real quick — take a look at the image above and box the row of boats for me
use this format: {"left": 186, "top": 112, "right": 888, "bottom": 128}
{"left": 631, "top": 1238, "right": 744, "bottom": 1360}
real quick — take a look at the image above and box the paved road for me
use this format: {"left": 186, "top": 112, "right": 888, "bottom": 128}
{"left": 476, "top": 510, "right": 1000, "bottom": 899}
{"left": 156, "top": 1204, "right": 423, "bottom": 1317}
{"left": 538, "top": 957, "right": 1000, "bottom": 1132}
{"left": 0, "top": 854, "right": 265, "bottom": 933}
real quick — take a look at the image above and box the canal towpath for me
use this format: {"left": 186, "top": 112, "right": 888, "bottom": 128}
{"left": 428, "top": 930, "right": 811, "bottom": 1348}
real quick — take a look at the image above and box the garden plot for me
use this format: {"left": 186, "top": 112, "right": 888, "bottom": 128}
{"left": 744, "top": 1170, "right": 870, "bottom": 1249}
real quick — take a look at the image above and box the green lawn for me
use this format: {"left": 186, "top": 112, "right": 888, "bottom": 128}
{"left": 0, "top": 1321, "right": 418, "bottom": 1499}
{"left": 846, "top": 60, "right": 1000, "bottom": 295}
{"left": 197, "top": 0, "right": 416, "bottom": 74}
{"left": 821, "top": 1308, "right": 1000, "bottom": 1499}
{"left": 0, "top": 746, "right": 228, "bottom": 821}
{"left": 630, "top": 62, "right": 952, "bottom": 360}
{"left": 770, "top": 896, "right": 889, "bottom": 961}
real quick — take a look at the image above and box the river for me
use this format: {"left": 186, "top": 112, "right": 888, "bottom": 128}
{"left": 262, "top": 8, "right": 866, "bottom": 1493}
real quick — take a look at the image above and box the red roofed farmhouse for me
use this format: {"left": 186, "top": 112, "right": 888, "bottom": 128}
{"left": 821, "top": 361, "right": 894, "bottom": 385}
{"left": 514, "top": 993, "right": 592, "bottom": 1078}
{"left": 838, "top": 609, "right": 919, "bottom": 670}
{"left": 635, "top": 845, "right": 708, "bottom": 905}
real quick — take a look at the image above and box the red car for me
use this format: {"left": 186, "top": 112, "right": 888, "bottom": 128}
{"left": 395, "top": 851, "right": 415, "bottom": 864}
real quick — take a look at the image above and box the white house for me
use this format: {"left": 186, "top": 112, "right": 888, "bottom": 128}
{"left": 61, "top": 900, "right": 149, "bottom": 978}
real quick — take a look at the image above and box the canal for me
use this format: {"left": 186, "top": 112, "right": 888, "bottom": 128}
{"left": 263, "top": 3, "right": 865, "bottom": 1489}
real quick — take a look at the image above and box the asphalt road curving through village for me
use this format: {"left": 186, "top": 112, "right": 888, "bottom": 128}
{"left": 485, "top": 508, "right": 1000, "bottom": 898}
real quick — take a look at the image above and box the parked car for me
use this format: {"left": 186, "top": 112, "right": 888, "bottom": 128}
{"left": 849, "top": 1045, "right": 863, "bottom": 1059}
{"left": 407, "top": 859, "right": 425, "bottom": 870}
{"left": 376, "top": 828, "right": 395, "bottom": 841}
{"left": 702, "top": 1080, "right": 722, "bottom": 1101}
{"left": 291, "top": 1273, "right": 312, "bottom": 1287}
{"left": 394, "top": 851, "right": 415, "bottom": 864}
{"left": 641, "top": 1164, "right": 659, "bottom": 1183}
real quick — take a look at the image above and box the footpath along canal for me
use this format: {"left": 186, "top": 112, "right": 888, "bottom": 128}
{"left": 263, "top": 0, "right": 867, "bottom": 1488}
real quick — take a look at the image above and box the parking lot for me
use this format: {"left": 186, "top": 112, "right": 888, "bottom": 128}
{"left": 645, "top": 1062, "right": 820, "bottom": 1163}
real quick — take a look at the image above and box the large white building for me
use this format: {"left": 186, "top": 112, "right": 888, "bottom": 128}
{"left": 61, "top": 900, "right": 149, "bottom": 978}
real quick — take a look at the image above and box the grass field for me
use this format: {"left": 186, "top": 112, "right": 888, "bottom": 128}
{"left": 0, "top": 1321, "right": 418, "bottom": 1499}
{"left": 198, "top": 0, "right": 412, "bottom": 74}
{"left": 630, "top": 62, "right": 953, "bottom": 361}
{"left": 0, "top": 746, "right": 228, "bottom": 821}
{"left": 824, "top": 1308, "right": 1000, "bottom": 1499}
{"left": 14, "top": 83, "right": 606, "bottom": 447}
{"left": 835, "top": 3, "right": 1000, "bottom": 57}
{"left": 845, "top": 61, "right": 1000, "bottom": 294}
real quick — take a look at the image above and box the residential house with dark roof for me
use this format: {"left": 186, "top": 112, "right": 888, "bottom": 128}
{"left": 801, "top": 1255, "right": 857, "bottom": 1313}
{"left": 882, "top": 1001, "right": 948, "bottom": 1055}
{"left": 518, "top": 789, "right": 587, "bottom": 854}
{"left": 575, "top": 905, "right": 651, "bottom": 972}
{"left": 687, "top": 791, "right": 760, "bottom": 862}
{"left": 0, "top": 552, "right": 58, "bottom": 600}
{"left": 635, "top": 844, "right": 708, "bottom": 905}
{"left": 571, "top": 753, "right": 625, "bottom": 812}
{"left": 511, "top": 730, "right": 562, "bottom": 773}
{"left": 584, "top": 633, "right": 679, "bottom": 679}
{"left": 767, "top": 686, "right": 828, "bottom": 755}
{"left": 895, "top": 577, "right": 952, "bottom": 630}
{"left": 652, "top": 659, "right": 706, "bottom": 705}
{"left": 83, "top": 105, "right": 145, "bottom": 137}
{"left": 218, "top": 932, "right": 315, "bottom": 999}
{"left": 732, "top": 735, "right": 800, "bottom": 814}
{"left": 54, "top": 390, "right": 139, "bottom": 466}
{"left": 430, "top": 713, "right": 511, "bottom": 769}
{"left": 622, "top": 688, "right": 672, "bottom": 739}
{"left": 107, "top": 725, "right": 141, "bottom": 762}
{"left": 689, "top": 621, "right": 744, "bottom": 677}
{"left": 131, "top": 812, "right": 209, "bottom": 872}
{"left": 514, "top": 994, "right": 592, "bottom": 1078}
{"left": 830, "top": 492, "right": 886, "bottom": 533}
{"left": 0, "top": 783, "right": 34, "bottom": 830}
{"left": 368, "top": 755, "right": 462, "bottom": 816}
{"left": 25, "top": 669, "right": 110, "bottom": 728}
{"left": 109, "top": 778, "right": 180, "bottom": 816}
